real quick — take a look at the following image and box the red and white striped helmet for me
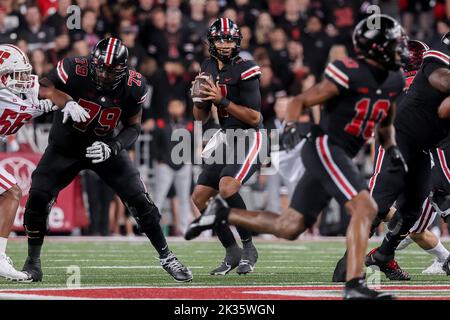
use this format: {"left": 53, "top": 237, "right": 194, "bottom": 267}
{"left": 0, "top": 44, "right": 33, "bottom": 94}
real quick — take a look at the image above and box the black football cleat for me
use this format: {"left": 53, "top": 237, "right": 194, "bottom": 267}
{"left": 344, "top": 278, "right": 395, "bottom": 300}
{"left": 443, "top": 255, "right": 450, "bottom": 276}
{"left": 160, "top": 252, "right": 193, "bottom": 282}
{"left": 365, "top": 248, "right": 411, "bottom": 280}
{"left": 236, "top": 242, "right": 258, "bottom": 275}
{"left": 22, "top": 257, "right": 43, "bottom": 282}
{"left": 210, "top": 245, "right": 242, "bottom": 276}
{"left": 332, "top": 251, "right": 347, "bottom": 282}
{"left": 184, "top": 196, "right": 230, "bottom": 241}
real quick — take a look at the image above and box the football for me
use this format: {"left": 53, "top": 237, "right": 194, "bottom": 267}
{"left": 191, "top": 73, "right": 214, "bottom": 110}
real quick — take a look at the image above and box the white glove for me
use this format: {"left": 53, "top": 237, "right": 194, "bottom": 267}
{"left": 39, "top": 99, "right": 58, "bottom": 113}
{"left": 62, "top": 100, "right": 91, "bottom": 123}
{"left": 86, "top": 141, "right": 112, "bottom": 164}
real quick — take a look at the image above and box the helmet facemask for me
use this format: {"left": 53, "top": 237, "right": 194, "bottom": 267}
{"left": 1, "top": 64, "right": 33, "bottom": 95}
{"left": 207, "top": 19, "right": 242, "bottom": 64}
{"left": 89, "top": 56, "right": 127, "bottom": 92}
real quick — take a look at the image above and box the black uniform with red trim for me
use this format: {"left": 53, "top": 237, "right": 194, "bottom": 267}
{"left": 367, "top": 43, "right": 450, "bottom": 261}
{"left": 48, "top": 56, "right": 147, "bottom": 155}
{"left": 27, "top": 56, "right": 149, "bottom": 204}
{"left": 290, "top": 57, "right": 404, "bottom": 228}
{"left": 407, "top": 134, "right": 450, "bottom": 235}
{"left": 196, "top": 56, "right": 266, "bottom": 189}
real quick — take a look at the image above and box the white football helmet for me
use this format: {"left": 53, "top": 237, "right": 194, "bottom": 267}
{"left": 0, "top": 44, "right": 33, "bottom": 95}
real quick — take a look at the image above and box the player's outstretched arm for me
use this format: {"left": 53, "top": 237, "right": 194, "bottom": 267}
{"left": 37, "top": 77, "right": 90, "bottom": 123}
{"left": 285, "top": 78, "right": 339, "bottom": 123}
{"left": 38, "top": 77, "right": 73, "bottom": 109}
{"left": 280, "top": 78, "right": 339, "bottom": 150}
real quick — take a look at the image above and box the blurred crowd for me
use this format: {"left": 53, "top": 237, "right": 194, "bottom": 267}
{"left": 3, "top": 0, "right": 450, "bottom": 237}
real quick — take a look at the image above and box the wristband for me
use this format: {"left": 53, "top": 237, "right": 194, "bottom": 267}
{"left": 218, "top": 97, "right": 231, "bottom": 108}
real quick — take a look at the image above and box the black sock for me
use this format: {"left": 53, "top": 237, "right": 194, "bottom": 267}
{"left": 215, "top": 223, "right": 238, "bottom": 248}
{"left": 28, "top": 243, "right": 42, "bottom": 260}
{"left": 224, "top": 192, "right": 253, "bottom": 243}
{"left": 144, "top": 224, "right": 170, "bottom": 258}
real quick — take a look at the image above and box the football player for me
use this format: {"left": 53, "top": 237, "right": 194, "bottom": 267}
{"left": 0, "top": 43, "right": 89, "bottom": 281}
{"left": 361, "top": 31, "right": 450, "bottom": 281}
{"left": 20, "top": 38, "right": 192, "bottom": 283}
{"left": 186, "top": 15, "right": 408, "bottom": 299}
{"left": 332, "top": 39, "right": 429, "bottom": 282}
{"left": 186, "top": 18, "right": 264, "bottom": 275}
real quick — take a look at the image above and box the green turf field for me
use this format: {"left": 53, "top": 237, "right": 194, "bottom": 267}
{"left": 0, "top": 237, "right": 448, "bottom": 289}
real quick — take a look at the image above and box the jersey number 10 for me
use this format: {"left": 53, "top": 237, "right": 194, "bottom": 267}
{"left": 344, "top": 98, "right": 390, "bottom": 139}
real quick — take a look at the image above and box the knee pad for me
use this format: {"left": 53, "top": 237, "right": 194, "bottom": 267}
{"left": 124, "top": 193, "right": 161, "bottom": 232}
{"left": 23, "top": 190, "right": 55, "bottom": 240}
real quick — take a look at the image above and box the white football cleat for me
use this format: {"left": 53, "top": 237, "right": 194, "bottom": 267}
{"left": 422, "top": 259, "right": 446, "bottom": 275}
{"left": 0, "top": 253, "right": 32, "bottom": 282}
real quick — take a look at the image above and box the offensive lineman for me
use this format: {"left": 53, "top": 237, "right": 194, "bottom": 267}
{"left": 20, "top": 38, "right": 192, "bottom": 283}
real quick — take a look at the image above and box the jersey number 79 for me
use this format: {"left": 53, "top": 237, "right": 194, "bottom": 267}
{"left": 73, "top": 99, "right": 122, "bottom": 136}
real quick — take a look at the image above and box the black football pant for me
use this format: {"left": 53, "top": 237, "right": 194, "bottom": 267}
{"left": 369, "top": 131, "right": 431, "bottom": 261}
{"left": 24, "top": 144, "right": 169, "bottom": 256}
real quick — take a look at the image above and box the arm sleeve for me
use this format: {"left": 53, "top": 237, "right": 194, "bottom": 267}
{"left": 238, "top": 78, "right": 261, "bottom": 111}
{"left": 108, "top": 123, "right": 141, "bottom": 155}
{"left": 46, "top": 58, "right": 71, "bottom": 90}
{"left": 324, "top": 60, "right": 351, "bottom": 93}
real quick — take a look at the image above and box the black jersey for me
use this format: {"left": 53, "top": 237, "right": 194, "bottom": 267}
{"left": 395, "top": 43, "right": 450, "bottom": 150}
{"left": 46, "top": 56, "right": 148, "bottom": 155}
{"left": 200, "top": 57, "right": 262, "bottom": 130}
{"left": 321, "top": 57, "right": 404, "bottom": 158}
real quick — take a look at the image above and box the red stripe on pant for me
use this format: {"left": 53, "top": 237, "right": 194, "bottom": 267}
{"left": 369, "top": 146, "right": 385, "bottom": 194}
{"left": 236, "top": 131, "right": 261, "bottom": 183}
{"left": 317, "top": 136, "right": 356, "bottom": 199}
{"left": 411, "top": 197, "right": 431, "bottom": 233}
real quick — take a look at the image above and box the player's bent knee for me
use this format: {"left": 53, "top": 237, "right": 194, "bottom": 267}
{"left": 218, "top": 180, "right": 240, "bottom": 199}
{"left": 124, "top": 193, "right": 161, "bottom": 232}
{"left": 275, "top": 208, "right": 305, "bottom": 240}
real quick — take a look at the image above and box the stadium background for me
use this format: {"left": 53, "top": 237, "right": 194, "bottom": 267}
{"left": 0, "top": 0, "right": 449, "bottom": 239}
